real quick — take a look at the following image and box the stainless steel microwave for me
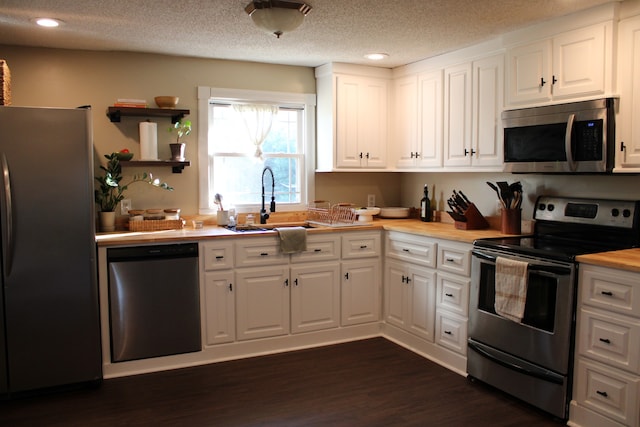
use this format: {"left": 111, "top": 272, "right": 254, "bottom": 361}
{"left": 502, "top": 98, "right": 616, "bottom": 173}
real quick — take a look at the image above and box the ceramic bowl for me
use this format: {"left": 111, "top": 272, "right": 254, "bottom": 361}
{"left": 154, "top": 96, "right": 179, "bottom": 109}
{"left": 115, "top": 152, "right": 134, "bottom": 161}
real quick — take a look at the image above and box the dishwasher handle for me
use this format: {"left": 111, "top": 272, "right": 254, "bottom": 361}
{"left": 107, "top": 243, "right": 198, "bottom": 262}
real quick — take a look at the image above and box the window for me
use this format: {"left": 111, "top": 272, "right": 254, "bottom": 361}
{"left": 197, "top": 87, "right": 316, "bottom": 214}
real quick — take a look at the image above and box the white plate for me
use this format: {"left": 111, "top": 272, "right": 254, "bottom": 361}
{"left": 379, "top": 207, "right": 410, "bottom": 218}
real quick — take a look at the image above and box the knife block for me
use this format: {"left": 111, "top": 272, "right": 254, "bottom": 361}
{"left": 454, "top": 203, "right": 489, "bottom": 230}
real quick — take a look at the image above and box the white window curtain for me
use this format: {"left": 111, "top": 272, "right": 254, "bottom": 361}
{"left": 232, "top": 103, "right": 279, "bottom": 160}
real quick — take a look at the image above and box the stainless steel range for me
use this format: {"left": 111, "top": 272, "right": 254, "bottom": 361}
{"left": 468, "top": 196, "right": 640, "bottom": 420}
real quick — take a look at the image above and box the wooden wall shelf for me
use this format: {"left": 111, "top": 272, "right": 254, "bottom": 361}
{"left": 107, "top": 107, "right": 190, "bottom": 124}
{"left": 120, "top": 160, "right": 191, "bottom": 174}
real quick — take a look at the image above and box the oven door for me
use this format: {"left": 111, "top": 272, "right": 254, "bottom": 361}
{"left": 469, "top": 248, "right": 576, "bottom": 374}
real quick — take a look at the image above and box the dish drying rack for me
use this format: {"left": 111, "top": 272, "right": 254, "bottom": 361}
{"left": 307, "top": 201, "right": 359, "bottom": 227}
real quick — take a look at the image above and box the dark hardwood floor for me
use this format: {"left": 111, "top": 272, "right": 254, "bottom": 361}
{"left": 0, "top": 338, "right": 565, "bottom": 426}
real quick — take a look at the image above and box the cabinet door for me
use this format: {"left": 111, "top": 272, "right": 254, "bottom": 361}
{"left": 384, "top": 259, "right": 409, "bottom": 329}
{"left": 342, "top": 259, "right": 380, "bottom": 326}
{"left": 236, "top": 266, "right": 290, "bottom": 341}
{"left": 472, "top": 54, "right": 504, "bottom": 168}
{"left": 443, "top": 62, "right": 472, "bottom": 167}
{"left": 203, "top": 270, "right": 235, "bottom": 345}
{"left": 552, "top": 24, "right": 606, "bottom": 100}
{"left": 394, "top": 75, "right": 418, "bottom": 169}
{"left": 290, "top": 262, "right": 340, "bottom": 334}
{"left": 506, "top": 40, "right": 552, "bottom": 106}
{"left": 335, "top": 75, "right": 388, "bottom": 169}
{"left": 617, "top": 16, "right": 640, "bottom": 169}
{"left": 417, "top": 69, "right": 444, "bottom": 168}
{"left": 406, "top": 264, "right": 436, "bottom": 342}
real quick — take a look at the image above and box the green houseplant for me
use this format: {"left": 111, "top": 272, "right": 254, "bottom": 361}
{"left": 95, "top": 153, "right": 173, "bottom": 231}
{"left": 169, "top": 119, "right": 191, "bottom": 161}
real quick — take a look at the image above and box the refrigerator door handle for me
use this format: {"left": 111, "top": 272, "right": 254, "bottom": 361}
{"left": 1, "top": 154, "right": 14, "bottom": 276}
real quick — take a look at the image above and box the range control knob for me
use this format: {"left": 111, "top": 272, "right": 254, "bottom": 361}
{"left": 612, "top": 208, "right": 620, "bottom": 217}
{"left": 538, "top": 203, "right": 546, "bottom": 211}
{"left": 623, "top": 209, "right": 631, "bottom": 218}
{"left": 547, "top": 204, "right": 555, "bottom": 212}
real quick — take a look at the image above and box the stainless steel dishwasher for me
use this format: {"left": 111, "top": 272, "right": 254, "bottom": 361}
{"left": 107, "top": 243, "right": 201, "bottom": 363}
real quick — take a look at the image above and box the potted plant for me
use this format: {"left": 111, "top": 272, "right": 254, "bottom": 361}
{"left": 169, "top": 118, "right": 191, "bottom": 161}
{"left": 94, "top": 152, "right": 174, "bottom": 231}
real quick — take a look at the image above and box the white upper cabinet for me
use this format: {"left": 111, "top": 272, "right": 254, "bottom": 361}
{"left": 506, "top": 22, "right": 611, "bottom": 107}
{"left": 394, "top": 71, "right": 443, "bottom": 169}
{"left": 616, "top": 15, "right": 640, "bottom": 171}
{"left": 443, "top": 54, "right": 504, "bottom": 170}
{"left": 316, "top": 63, "right": 390, "bottom": 171}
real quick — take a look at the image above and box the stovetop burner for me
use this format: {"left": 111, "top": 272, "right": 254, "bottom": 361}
{"left": 474, "top": 196, "right": 640, "bottom": 261}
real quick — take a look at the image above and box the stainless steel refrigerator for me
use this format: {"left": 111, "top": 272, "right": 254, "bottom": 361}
{"left": 0, "top": 106, "right": 102, "bottom": 396}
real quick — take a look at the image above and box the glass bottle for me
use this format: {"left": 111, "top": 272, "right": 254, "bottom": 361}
{"left": 420, "top": 185, "right": 431, "bottom": 222}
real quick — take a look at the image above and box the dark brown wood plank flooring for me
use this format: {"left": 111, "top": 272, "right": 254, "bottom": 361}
{"left": 0, "top": 338, "right": 565, "bottom": 426}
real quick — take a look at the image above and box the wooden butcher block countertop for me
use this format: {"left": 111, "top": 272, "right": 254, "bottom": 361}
{"left": 576, "top": 248, "right": 640, "bottom": 273}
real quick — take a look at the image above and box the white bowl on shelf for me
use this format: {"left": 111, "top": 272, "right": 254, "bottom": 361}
{"left": 354, "top": 207, "right": 381, "bottom": 222}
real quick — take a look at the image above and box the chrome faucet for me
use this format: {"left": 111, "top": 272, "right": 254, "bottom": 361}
{"left": 260, "top": 166, "right": 275, "bottom": 224}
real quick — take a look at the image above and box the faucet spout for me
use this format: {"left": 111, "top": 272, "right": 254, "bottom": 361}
{"left": 261, "top": 166, "right": 275, "bottom": 224}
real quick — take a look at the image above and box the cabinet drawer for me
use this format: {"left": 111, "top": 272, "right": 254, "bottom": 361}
{"left": 386, "top": 231, "right": 436, "bottom": 268}
{"left": 578, "top": 307, "right": 640, "bottom": 375}
{"left": 201, "top": 240, "right": 234, "bottom": 270}
{"left": 435, "top": 311, "right": 467, "bottom": 355}
{"left": 235, "top": 237, "right": 289, "bottom": 267}
{"left": 437, "top": 272, "right": 470, "bottom": 317}
{"left": 437, "top": 243, "right": 471, "bottom": 276}
{"left": 341, "top": 232, "right": 381, "bottom": 259}
{"left": 575, "top": 358, "right": 640, "bottom": 426}
{"left": 290, "top": 234, "right": 340, "bottom": 264}
{"left": 580, "top": 265, "right": 640, "bottom": 319}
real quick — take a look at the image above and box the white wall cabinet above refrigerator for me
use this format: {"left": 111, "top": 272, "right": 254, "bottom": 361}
{"left": 506, "top": 22, "right": 613, "bottom": 108}
{"left": 315, "top": 63, "right": 391, "bottom": 171}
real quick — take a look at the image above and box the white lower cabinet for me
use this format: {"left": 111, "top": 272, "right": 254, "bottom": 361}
{"left": 341, "top": 231, "right": 382, "bottom": 326}
{"left": 203, "top": 270, "right": 236, "bottom": 345}
{"left": 571, "top": 264, "right": 640, "bottom": 427}
{"left": 291, "top": 262, "right": 341, "bottom": 334}
{"left": 236, "top": 265, "right": 290, "bottom": 341}
{"left": 385, "top": 259, "right": 436, "bottom": 341}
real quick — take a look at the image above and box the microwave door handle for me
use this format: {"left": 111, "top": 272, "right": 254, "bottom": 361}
{"left": 565, "top": 113, "right": 576, "bottom": 172}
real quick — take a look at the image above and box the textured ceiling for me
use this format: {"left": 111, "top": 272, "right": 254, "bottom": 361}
{"left": 0, "top": 0, "right": 617, "bottom": 68}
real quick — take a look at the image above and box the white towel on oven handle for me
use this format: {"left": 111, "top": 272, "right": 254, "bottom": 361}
{"left": 494, "top": 256, "right": 529, "bottom": 323}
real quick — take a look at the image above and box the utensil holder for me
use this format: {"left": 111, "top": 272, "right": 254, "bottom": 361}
{"left": 453, "top": 203, "right": 489, "bottom": 230}
{"left": 501, "top": 208, "right": 521, "bottom": 234}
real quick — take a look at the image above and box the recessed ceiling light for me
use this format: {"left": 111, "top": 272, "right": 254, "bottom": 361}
{"left": 34, "top": 18, "right": 62, "bottom": 28}
{"left": 364, "top": 53, "right": 389, "bottom": 61}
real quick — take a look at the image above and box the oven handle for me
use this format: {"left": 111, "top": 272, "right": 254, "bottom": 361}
{"left": 565, "top": 113, "right": 577, "bottom": 172}
{"left": 472, "top": 250, "right": 572, "bottom": 276}
{"left": 468, "top": 340, "right": 564, "bottom": 385}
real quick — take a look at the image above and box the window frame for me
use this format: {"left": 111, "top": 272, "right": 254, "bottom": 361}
{"left": 197, "top": 86, "right": 316, "bottom": 215}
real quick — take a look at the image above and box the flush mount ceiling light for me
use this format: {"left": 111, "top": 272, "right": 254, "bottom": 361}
{"left": 33, "top": 18, "right": 62, "bottom": 28}
{"left": 245, "top": 0, "right": 312, "bottom": 39}
{"left": 364, "top": 53, "right": 389, "bottom": 61}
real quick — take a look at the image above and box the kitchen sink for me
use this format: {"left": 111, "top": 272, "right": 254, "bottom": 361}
{"left": 227, "top": 223, "right": 315, "bottom": 233}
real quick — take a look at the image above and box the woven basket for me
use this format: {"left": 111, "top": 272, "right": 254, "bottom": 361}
{"left": 129, "top": 219, "right": 184, "bottom": 232}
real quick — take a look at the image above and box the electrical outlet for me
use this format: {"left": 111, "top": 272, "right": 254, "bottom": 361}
{"left": 367, "top": 194, "right": 376, "bottom": 207}
{"left": 121, "top": 199, "right": 132, "bottom": 215}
